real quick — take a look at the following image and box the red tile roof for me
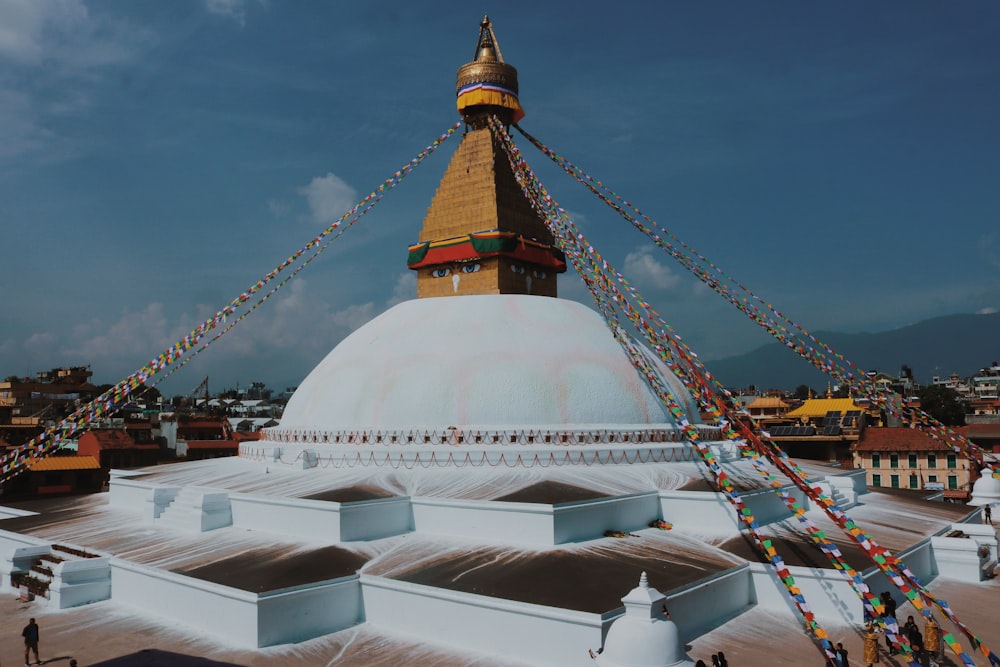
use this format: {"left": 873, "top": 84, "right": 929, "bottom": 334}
{"left": 80, "top": 430, "right": 137, "bottom": 450}
{"left": 854, "top": 427, "right": 953, "bottom": 452}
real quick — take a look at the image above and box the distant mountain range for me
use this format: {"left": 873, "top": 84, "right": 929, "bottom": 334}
{"left": 705, "top": 312, "right": 1000, "bottom": 391}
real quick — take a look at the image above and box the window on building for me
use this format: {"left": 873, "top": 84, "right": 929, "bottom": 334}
{"left": 890, "top": 474, "right": 900, "bottom": 488}
{"left": 872, "top": 474, "right": 882, "bottom": 487}
{"left": 947, "top": 454, "right": 957, "bottom": 469}
{"left": 871, "top": 453, "right": 881, "bottom": 468}
{"left": 928, "top": 474, "right": 938, "bottom": 483}
{"left": 908, "top": 453, "right": 917, "bottom": 468}
{"left": 890, "top": 454, "right": 899, "bottom": 469}
{"left": 909, "top": 474, "right": 919, "bottom": 489}
{"left": 948, "top": 475, "right": 958, "bottom": 490}
{"left": 927, "top": 454, "right": 937, "bottom": 468}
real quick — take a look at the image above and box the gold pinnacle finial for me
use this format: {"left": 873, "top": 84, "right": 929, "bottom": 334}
{"left": 456, "top": 15, "right": 522, "bottom": 125}
{"left": 473, "top": 14, "right": 503, "bottom": 63}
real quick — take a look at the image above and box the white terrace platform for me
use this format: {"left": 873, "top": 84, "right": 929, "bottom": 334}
{"left": 0, "top": 455, "right": 992, "bottom": 666}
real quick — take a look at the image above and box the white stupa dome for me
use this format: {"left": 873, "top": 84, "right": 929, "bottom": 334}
{"left": 279, "top": 294, "right": 700, "bottom": 431}
{"left": 969, "top": 467, "right": 1000, "bottom": 506}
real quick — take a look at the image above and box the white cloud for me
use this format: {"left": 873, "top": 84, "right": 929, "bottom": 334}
{"left": 0, "top": 0, "right": 85, "bottom": 65}
{"left": 0, "top": 0, "right": 139, "bottom": 69}
{"left": 0, "top": 1, "right": 149, "bottom": 166}
{"left": 67, "top": 303, "right": 173, "bottom": 366}
{"left": 623, "top": 246, "right": 682, "bottom": 292}
{"left": 386, "top": 272, "right": 416, "bottom": 307}
{"left": 299, "top": 173, "right": 358, "bottom": 225}
{"left": 205, "top": 0, "right": 263, "bottom": 27}
{"left": 0, "top": 88, "right": 43, "bottom": 163}
{"left": 267, "top": 198, "right": 290, "bottom": 220}
{"left": 978, "top": 307, "right": 998, "bottom": 315}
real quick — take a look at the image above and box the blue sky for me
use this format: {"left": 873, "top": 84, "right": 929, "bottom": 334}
{"left": 1, "top": 1, "right": 998, "bottom": 396}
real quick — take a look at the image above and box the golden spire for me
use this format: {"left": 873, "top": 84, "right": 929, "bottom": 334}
{"left": 456, "top": 15, "right": 524, "bottom": 126}
{"left": 406, "top": 16, "right": 564, "bottom": 299}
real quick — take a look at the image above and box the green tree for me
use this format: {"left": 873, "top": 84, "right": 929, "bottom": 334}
{"left": 793, "top": 384, "right": 814, "bottom": 401}
{"left": 917, "top": 384, "right": 968, "bottom": 426}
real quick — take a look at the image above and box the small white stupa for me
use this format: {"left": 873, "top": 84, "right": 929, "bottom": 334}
{"left": 969, "top": 467, "right": 1000, "bottom": 507}
{"left": 596, "top": 572, "right": 695, "bottom": 667}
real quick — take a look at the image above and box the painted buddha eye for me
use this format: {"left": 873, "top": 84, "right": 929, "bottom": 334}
{"left": 461, "top": 263, "right": 481, "bottom": 274}
{"left": 431, "top": 268, "right": 451, "bottom": 278}
{"left": 510, "top": 264, "right": 525, "bottom": 275}
{"left": 532, "top": 269, "right": 547, "bottom": 279}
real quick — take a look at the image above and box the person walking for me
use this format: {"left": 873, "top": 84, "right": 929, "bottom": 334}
{"left": 880, "top": 592, "right": 897, "bottom": 655}
{"left": 835, "top": 641, "right": 849, "bottom": 667}
{"left": 22, "top": 616, "right": 40, "bottom": 665}
{"left": 986, "top": 504, "right": 993, "bottom": 524}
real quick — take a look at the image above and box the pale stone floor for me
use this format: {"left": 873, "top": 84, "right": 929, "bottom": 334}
{"left": 0, "top": 573, "right": 998, "bottom": 666}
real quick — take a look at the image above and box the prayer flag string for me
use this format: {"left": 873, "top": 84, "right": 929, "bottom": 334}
{"left": 491, "top": 116, "right": 841, "bottom": 664}
{"left": 0, "top": 123, "right": 462, "bottom": 487}
{"left": 494, "top": 116, "right": 994, "bottom": 666}
{"left": 512, "top": 124, "right": 983, "bottom": 471}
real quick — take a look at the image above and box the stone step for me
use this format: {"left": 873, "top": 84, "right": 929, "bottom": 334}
{"left": 155, "top": 487, "right": 233, "bottom": 532}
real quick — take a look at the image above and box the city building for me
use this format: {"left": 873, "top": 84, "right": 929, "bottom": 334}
{"left": 852, "top": 427, "right": 975, "bottom": 500}
{"left": 742, "top": 395, "right": 793, "bottom": 422}
{"left": 0, "top": 455, "right": 103, "bottom": 499}
{"left": 77, "top": 428, "right": 160, "bottom": 473}
{"left": 0, "top": 366, "right": 99, "bottom": 446}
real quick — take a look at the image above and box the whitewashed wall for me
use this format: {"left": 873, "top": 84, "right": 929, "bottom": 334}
{"left": 552, "top": 493, "right": 660, "bottom": 543}
{"left": 411, "top": 492, "right": 660, "bottom": 546}
{"left": 750, "top": 538, "right": 939, "bottom": 627}
{"left": 660, "top": 565, "right": 754, "bottom": 641}
{"left": 49, "top": 556, "right": 111, "bottom": 609}
{"left": 257, "top": 577, "right": 363, "bottom": 646}
{"left": 361, "top": 574, "right": 606, "bottom": 667}
{"left": 749, "top": 562, "right": 865, "bottom": 625}
{"left": 108, "top": 477, "right": 156, "bottom": 510}
{"left": 111, "top": 559, "right": 362, "bottom": 647}
{"left": 0, "top": 529, "right": 49, "bottom": 592}
{"left": 229, "top": 493, "right": 411, "bottom": 541}
{"left": 411, "top": 497, "right": 557, "bottom": 544}
{"left": 658, "top": 491, "right": 741, "bottom": 534}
